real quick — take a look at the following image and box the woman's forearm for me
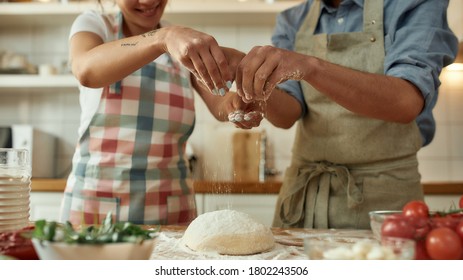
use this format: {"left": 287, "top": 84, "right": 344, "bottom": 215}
{"left": 71, "top": 26, "right": 234, "bottom": 91}
{"left": 70, "top": 30, "right": 167, "bottom": 88}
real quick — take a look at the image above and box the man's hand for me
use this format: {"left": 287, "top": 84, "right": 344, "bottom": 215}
{"left": 235, "top": 45, "right": 307, "bottom": 103}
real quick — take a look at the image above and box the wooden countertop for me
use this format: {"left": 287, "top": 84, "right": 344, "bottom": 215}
{"left": 151, "top": 225, "right": 373, "bottom": 260}
{"left": 31, "top": 178, "right": 463, "bottom": 195}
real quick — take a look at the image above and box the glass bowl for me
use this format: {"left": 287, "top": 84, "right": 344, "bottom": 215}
{"left": 304, "top": 233, "right": 415, "bottom": 260}
{"left": 369, "top": 210, "right": 402, "bottom": 240}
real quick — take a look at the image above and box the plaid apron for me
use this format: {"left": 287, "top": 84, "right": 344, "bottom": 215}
{"left": 273, "top": 0, "right": 423, "bottom": 229}
{"left": 60, "top": 12, "right": 197, "bottom": 226}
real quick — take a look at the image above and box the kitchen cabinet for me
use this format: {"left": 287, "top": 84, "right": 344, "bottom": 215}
{"left": 29, "top": 191, "right": 208, "bottom": 222}
{"left": 29, "top": 191, "right": 276, "bottom": 226}
{"left": 31, "top": 191, "right": 462, "bottom": 227}
{"left": 29, "top": 192, "right": 63, "bottom": 222}
{"left": 28, "top": 189, "right": 276, "bottom": 226}
{"left": 29, "top": 179, "right": 280, "bottom": 223}
{"left": 29, "top": 179, "right": 463, "bottom": 226}
{"left": 29, "top": 179, "right": 278, "bottom": 224}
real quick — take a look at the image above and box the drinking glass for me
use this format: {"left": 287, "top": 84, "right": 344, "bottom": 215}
{"left": 0, "top": 148, "right": 31, "bottom": 233}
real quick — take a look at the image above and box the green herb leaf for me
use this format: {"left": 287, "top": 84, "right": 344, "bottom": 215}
{"left": 31, "top": 212, "right": 160, "bottom": 244}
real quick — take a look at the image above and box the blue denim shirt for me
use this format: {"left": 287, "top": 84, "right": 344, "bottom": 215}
{"left": 274, "top": 0, "right": 458, "bottom": 146}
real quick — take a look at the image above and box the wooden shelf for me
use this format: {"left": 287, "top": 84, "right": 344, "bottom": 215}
{"left": 31, "top": 178, "right": 463, "bottom": 195}
{"left": 0, "top": 74, "right": 78, "bottom": 90}
{"left": 31, "top": 178, "right": 67, "bottom": 192}
{"left": 0, "top": 1, "right": 304, "bottom": 89}
{"left": 0, "top": 1, "right": 304, "bottom": 26}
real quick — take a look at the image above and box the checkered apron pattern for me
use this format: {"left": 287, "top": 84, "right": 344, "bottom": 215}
{"left": 60, "top": 12, "right": 197, "bottom": 226}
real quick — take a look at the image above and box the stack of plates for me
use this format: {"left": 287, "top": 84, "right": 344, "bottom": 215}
{"left": 0, "top": 178, "right": 30, "bottom": 233}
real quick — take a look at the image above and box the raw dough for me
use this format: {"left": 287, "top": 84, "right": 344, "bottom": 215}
{"left": 181, "top": 209, "right": 275, "bottom": 255}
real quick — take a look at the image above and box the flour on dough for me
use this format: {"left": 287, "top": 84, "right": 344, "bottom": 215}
{"left": 181, "top": 209, "right": 275, "bottom": 255}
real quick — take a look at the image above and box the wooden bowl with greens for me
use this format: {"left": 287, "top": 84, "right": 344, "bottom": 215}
{"left": 31, "top": 213, "right": 159, "bottom": 260}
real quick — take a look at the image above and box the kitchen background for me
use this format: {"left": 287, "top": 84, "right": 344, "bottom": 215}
{"left": 0, "top": 0, "right": 462, "bottom": 223}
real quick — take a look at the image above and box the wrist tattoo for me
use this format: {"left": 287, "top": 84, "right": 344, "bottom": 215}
{"left": 120, "top": 42, "right": 138, "bottom": 47}
{"left": 142, "top": 30, "right": 158, "bottom": 38}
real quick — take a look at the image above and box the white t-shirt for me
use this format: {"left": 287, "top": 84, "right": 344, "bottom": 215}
{"left": 69, "top": 10, "right": 171, "bottom": 138}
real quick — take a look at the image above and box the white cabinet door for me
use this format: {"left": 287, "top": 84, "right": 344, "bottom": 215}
{"left": 202, "top": 194, "right": 278, "bottom": 227}
{"left": 30, "top": 192, "right": 459, "bottom": 225}
{"left": 424, "top": 194, "right": 461, "bottom": 211}
{"left": 195, "top": 194, "right": 205, "bottom": 216}
{"left": 29, "top": 192, "right": 63, "bottom": 222}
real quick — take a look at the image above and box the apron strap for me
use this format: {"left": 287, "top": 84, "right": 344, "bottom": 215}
{"left": 109, "top": 81, "right": 123, "bottom": 95}
{"left": 305, "top": 0, "right": 322, "bottom": 35}
{"left": 108, "top": 12, "right": 125, "bottom": 95}
{"left": 363, "top": 0, "right": 384, "bottom": 34}
{"left": 279, "top": 161, "right": 364, "bottom": 228}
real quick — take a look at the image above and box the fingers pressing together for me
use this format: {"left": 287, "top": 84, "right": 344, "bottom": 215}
{"left": 166, "top": 27, "right": 301, "bottom": 103}
{"left": 164, "top": 26, "right": 233, "bottom": 96}
{"left": 228, "top": 110, "right": 263, "bottom": 129}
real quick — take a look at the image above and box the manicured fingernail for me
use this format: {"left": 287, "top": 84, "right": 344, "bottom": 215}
{"left": 226, "top": 81, "right": 233, "bottom": 89}
{"left": 219, "top": 88, "right": 226, "bottom": 96}
{"left": 212, "top": 88, "right": 219, "bottom": 95}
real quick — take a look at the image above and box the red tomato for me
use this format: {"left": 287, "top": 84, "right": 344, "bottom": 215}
{"left": 413, "top": 221, "right": 432, "bottom": 240}
{"left": 457, "top": 221, "right": 463, "bottom": 260}
{"left": 425, "top": 227, "right": 462, "bottom": 260}
{"left": 402, "top": 200, "right": 429, "bottom": 218}
{"left": 414, "top": 240, "right": 431, "bottom": 260}
{"left": 401, "top": 215, "right": 430, "bottom": 240}
{"left": 430, "top": 215, "right": 459, "bottom": 230}
{"left": 381, "top": 216, "right": 415, "bottom": 239}
{"left": 456, "top": 220, "right": 463, "bottom": 242}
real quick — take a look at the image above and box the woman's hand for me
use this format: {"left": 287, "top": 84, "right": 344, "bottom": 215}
{"left": 161, "top": 26, "right": 233, "bottom": 95}
{"left": 235, "top": 45, "right": 307, "bottom": 103}
{"left": 222, "top": 93, "right": 264, "bottom": 129}
{"left": 222, "top": 47, "right": 246, "bottom": 80}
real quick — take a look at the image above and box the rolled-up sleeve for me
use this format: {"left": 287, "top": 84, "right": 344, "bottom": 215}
{"left": 69, "top": 10, "right": 109, "bottom": 41}
{"left": 384, "top": 0, "right": 458, "bottom": 145}
{"left": 271, "top": 5, "right": 308, "bottom": 118}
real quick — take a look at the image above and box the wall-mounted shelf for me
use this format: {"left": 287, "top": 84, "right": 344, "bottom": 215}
{"left": 0, "top": 0, "right": 303, "bottom": 26}
{"left": 0, "top": 74, "right": 78, "bottom": 90}
{"left": 0, "top": 0, "right": 303, "bottom": 90}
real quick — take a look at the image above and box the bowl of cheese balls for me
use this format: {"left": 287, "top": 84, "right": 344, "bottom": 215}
{"left": 304, "top": 233, "right": 415, "bottom": 260}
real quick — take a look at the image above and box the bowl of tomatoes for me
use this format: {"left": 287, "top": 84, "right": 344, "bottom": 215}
{"left": 369, "top": 196, "right": 463, "bottom": 260}
{"left": 369, "top": 210, "right": 402, "bottom": 240}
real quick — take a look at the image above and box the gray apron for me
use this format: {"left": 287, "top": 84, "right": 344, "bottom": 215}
{"left": 273, "top": 0, "right": 424, "bottom": 229}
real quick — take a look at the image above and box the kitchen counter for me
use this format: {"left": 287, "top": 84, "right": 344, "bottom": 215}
{"left": 31, "top": 178, "right": 463, "bottom": 195}
{"left": 151, "top": 225, "right": 372, "bottom": 260}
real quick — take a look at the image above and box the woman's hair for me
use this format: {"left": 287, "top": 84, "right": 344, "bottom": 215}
{"left": 323, "top": 0, "right": 336, "bottom": 7}
{"left": 97, "top": 0, "right": 117, "bottom": 14}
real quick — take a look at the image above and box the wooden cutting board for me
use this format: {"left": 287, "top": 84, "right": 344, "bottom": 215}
{"left": 232, "top": 131, "right": 262, "bottom": 182}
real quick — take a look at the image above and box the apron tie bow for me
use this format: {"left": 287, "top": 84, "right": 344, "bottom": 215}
{"left": 279, "top": 161, "right": 364, "bottom": 228}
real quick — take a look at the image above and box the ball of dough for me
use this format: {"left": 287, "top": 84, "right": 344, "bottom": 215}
{"left": 181, "top": 209, "right": 275, "bottom": 255}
